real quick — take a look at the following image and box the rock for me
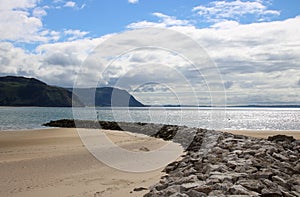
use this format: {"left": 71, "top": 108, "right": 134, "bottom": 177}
{"left": 174, "top": 175, "right": 198, "bottom": 185}
{"left": 194, "top": 185, "right": 213, "bottom": 194}
{"left": 292, "top": 185, "right": 300, "bottom": 193}
{"left": 169, "top": 192, "right": 189, "bottom": 197}
{"left": 273, "top": 153, "right": 289, "bottom": 161}
{"left": 164, "top": 161, "right": 179, "bottom": 173}
{"left": 141, "top": 126, "right": 300, "bottom": 197}
{"left": 181, "top": 181, "right": 205, "bottom": 190}
{"left": 208, "top": 190, "right": 227, "bottom": 196}
{"left": 139, "top": 146, "right": 150, "bottom": 152}
{"left": 153, "top": 125, "right": 178, "bottom": 140}
{"left": 289, "top": 154, "right": 298, "bottom": 162}
{"left": 155, "top": 183, "right": 168, "bottom": 191}
{"left": 261, "top": 178, "right": 279, "bottom": 190}
{"left": 133, "top": 187, "right": 148, "bottom": 191}
{"left": 164, "top": 185, "right": 185, "bottom": 195}
{"left": 229, "top": 185, "right": 260, "bottom": 196}
{"left": 295, "top": 163, "right": 300, "bottom": 173}
{"left": 268, "top": 135, "right": 296, "bottom": 143}
{"left": 251, "top": 170, "right": 273, "bottom": 179}
{"left": 237, "top": 179, "right": 264, "bottom": 193}
{"left": 272, "top": 175, "right": 288, "bottom": 188}
{"left": 209, "top": 172, "right": 247, "bottom": 183}
{"left": 291, "top": 191, "right": 300, "bottom": 197}
{"left": 185, "top": 189, "right": 207, "bottom": 197}
{"left": 213, "top": 181, "right": 233, "bottom": 191}
{"left": 261, "top": 188, "right": 282, "bottom": 197}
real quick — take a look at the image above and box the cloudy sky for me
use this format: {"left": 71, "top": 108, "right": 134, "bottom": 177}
{"left": 0, "top": 0, "right": 300, "bottom": 106}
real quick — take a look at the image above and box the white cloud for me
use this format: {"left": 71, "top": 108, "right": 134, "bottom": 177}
{"left": 192, "top": 0, "right": 280, "bottom": 23}
{"left": 32, "top": 7, "right": 47, "bottom": 18}
{"left": 0, "top": 1, "right": 299, "bottom": 105}
{"left": 127, "top": 12, "right": 191, "bottom": 29}
{"left": 0, "top": 0, "right": 50, "bottom": 42}
{"left": 128, "top": 0, "right": 139, "bottom": 4}
{"left": 0, "top": 0, "right": 89, "bottom": 43}
{"left": 64, "top": 1, "right": 76, "bottom": 8}
{"left": 124, "top": 15, "right": 300, "bottom": 105}
{"left": 64, "top": 29, "right": 89, "bottom": 41}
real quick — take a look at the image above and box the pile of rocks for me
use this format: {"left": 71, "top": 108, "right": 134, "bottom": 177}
{"left": 145, "top": 130, "right": 300, "bottom": 197}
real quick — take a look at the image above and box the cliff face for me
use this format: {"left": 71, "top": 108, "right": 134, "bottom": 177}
{"left": 0, "top": 76, "right": 83, "bottom": 107}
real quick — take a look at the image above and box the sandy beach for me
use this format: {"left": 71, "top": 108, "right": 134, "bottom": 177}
{"left": 1, "top": 128, "right": 299, "bottom": 197}
{"left": 0, "top": 128, "right": 182, "bottom": 197}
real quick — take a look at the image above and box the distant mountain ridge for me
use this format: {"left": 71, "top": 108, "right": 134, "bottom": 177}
{"left": 69, "top": 87, "right": 144, "bottom": 107}
{"left": 0, "top": 76, "right": 144, "bottom": 107}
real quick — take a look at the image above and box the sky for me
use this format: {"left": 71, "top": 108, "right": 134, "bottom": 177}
{"left": 0, "top": 0, "right": 300, "bottom": 106}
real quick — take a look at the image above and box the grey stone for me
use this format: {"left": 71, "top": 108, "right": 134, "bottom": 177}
{"left": 169, "top": 192, "right": 189, "bottom": 197}
{"left": 229, "top": 185, "right": 260, "bottom": 196}
{"left": 252, "top": 170, "right": 273, "bottom": 179}
{"left": 194, "top": 185, "right": 213, "bottom": 194}
{"left": 273, "top": 152, "right": 289, "bottom": 161}
{"left": 237, "top": 179, "right": 264, "bottom": 193}
{"left": 208, "top": 190, "right": 227, "bottom": 196}
{"left": 181, "top": 181, "right": 205, "bottom": 190}
{"left": 261, "top": 188, "right": 282, "bottom": 197}
{"left": 272, "top": 175, "right": 288, "bottom": 187}
{"left": 209, "top": 172, "right": 247, "bottom": 183}
{"left": 155, "top": 183, "right": 168, "bottom": 191}
{"left": 185, "top": 189, "right": 207, "bottom": 197}
{"left": 291, "top": 191, "right": 300, "bottom": 197}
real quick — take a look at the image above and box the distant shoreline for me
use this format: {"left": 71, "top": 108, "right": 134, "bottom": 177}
{"left": 1, "top": 105, "right": 300, "bottom": 108}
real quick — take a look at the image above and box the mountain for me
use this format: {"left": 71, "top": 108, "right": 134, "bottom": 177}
{"left": 0, "top": 76, "right": 144, "bottom": 107}
{"left": 0, "top": 76, "right": 83, "bottom": 107}
{"left": 70, "top": 87, "right": 144, "bottom": 107}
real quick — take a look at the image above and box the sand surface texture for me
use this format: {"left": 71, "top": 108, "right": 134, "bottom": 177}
{"left": 0, "top": 128, "right": 182, "bottom": 197}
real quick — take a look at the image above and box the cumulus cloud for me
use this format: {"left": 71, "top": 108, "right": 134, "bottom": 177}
{"left": 192, "top": 0, "right": 280, "bottom": 23}
{"left": 0, "top": 0, "right": 89, "bottom": 43}
{"left": 32, "top": 7, "right": 47, "bottom": 18}
{"left": 64, "top": 29, "right": 89, "bottom": 41}
{"left": 119, "top": 16, "right": 300, "bottom": 105}
{"left": 63, "top": 1, "right": 76, "bottom": 8}
{"left": 127, "top": 12, "right": 191, "bottom": 29}
{"left": 0, "top": 0, "right": 49, "bottom": 42}
{"left": 1, "top": 1, "right": 299, "bottom": 105}
{"left": 128, "top": 0, "right": 139, "bottom": 4}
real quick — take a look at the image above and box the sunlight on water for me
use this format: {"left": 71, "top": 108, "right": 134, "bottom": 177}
{"left": 0, "top": 107, "right": 300, "bottom": 131}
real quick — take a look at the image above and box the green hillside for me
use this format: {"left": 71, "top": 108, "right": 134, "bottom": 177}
{"left": 71, "top": 87, "right": 145, "bottom": 107}
{"left": 0, "top": 76, "right": 83, "bottom": 107}
{"left": 0, "top": 76, "right": 144, "bottom": 107}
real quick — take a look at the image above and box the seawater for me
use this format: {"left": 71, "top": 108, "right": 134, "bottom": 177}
{"left": 0, "top": 107, "right": 299, "bottom": 131}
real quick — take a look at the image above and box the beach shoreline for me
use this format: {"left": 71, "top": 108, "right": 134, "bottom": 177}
{"left": 1, "top": 127, "right": 299, "bottom": 196}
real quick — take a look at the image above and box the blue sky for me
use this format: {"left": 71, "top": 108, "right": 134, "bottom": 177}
{"left": 17, "top": 0, "right": 300, "bottom": 43}
{"left": 0, "top": 0, "right": 300, "bottom": 105}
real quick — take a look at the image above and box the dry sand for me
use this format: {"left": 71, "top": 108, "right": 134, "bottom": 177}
{"left": 0, "top": 128, "right": 182, "bottom": 197}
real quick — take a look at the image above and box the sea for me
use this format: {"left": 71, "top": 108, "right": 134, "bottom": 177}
{"left": 0, "top": 107, "right": 299, "bottom": 131}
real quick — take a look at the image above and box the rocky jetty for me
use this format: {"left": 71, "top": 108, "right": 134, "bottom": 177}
{"left": 145, "top": 131, "right": 300, "bottom": 197}
{"left": 43, "top": 119, "right": 300, "bottom": 196}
